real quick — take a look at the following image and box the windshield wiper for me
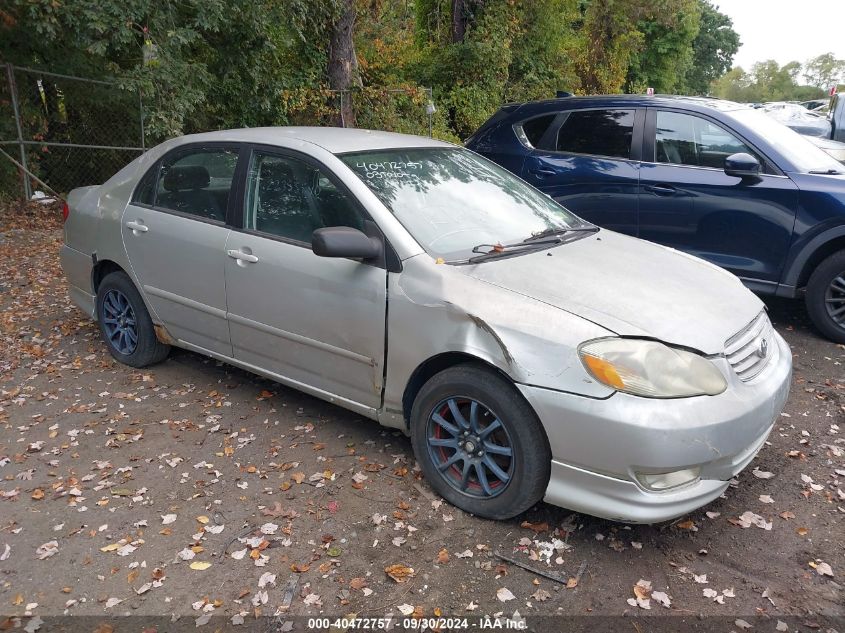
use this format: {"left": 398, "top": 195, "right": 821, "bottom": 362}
{"left": 466, "top": 238, "right": 563, "bottom": 263}
{"left": 809, "top": 168, "right": 842, "bottom": 175}
{"left": 522, "top": 225, "right": 599, "bottom": 242}
{"left": 462, "top": 226, "right": 600, "bottom": 264}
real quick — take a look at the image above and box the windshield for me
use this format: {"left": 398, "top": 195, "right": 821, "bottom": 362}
{"left": 729, "top": 108, "right": 842, "bottom": 173}
{"left": 340, "top": 148, "right": 587, "bottom": 261}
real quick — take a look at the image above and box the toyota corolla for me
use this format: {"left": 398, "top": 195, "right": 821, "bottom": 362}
{"left": 60, "top": 127, "right": 792, "bottom": 522}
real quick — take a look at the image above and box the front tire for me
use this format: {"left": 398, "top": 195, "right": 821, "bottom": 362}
{"left": 806, "top": 250, "right": 845, "bottom": 344}
{"left": 96, "top": 271, "right": 170, "bottom": 367}
{"left": 410, "top": 364, "right": 551, "bottom": 520}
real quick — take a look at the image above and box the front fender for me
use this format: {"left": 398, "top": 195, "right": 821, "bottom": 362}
{"left": 380, "top": 255, "right": 615, "bottom": 428}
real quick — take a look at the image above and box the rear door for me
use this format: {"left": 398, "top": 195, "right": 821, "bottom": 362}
{"left": 520, "top": 108, "right": 643, "bottom": 235}
{"left": 121, "top": 144, "right": 241, "bottom": 356}
{"left": 638, "top": 109, "right": 798, "bottom": 289}
{"left": 223, "top": 147, "right": 387, "bottom": 410}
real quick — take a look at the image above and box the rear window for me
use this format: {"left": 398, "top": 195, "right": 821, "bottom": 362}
{"left": 520, "top": 114, "right": 556, "bottom": 148}
{"left": 556, "top": 109, "right": 635, "bottom": 159}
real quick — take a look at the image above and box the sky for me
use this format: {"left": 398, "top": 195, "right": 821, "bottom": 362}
{"left": 714, "top": 0, "right": 845, "bottom": 71}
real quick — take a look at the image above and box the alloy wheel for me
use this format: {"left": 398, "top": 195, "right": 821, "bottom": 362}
{"left": 426, "top": 397, "right": 515, "bottom": 498}
{"left": 824, "top": 273, "right": 845, "bottom": 327}
{"left": 101, "top": 289, "right": 138, "bottom": 355}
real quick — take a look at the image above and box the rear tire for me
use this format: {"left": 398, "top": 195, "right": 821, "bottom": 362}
{"left": 96, "top": 271, "right": 170, "bottom": 367}
{"left": 410, "top": 364, "right": 551, "bottom": 520}
{"left": 806, "top": 250, "right": 845, "bottom": 344}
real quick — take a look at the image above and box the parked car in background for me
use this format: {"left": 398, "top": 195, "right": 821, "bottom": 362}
{"left": 762, "top": 102, "right": 831, "bottom": 138}
{"left": 467, "top": 94, "right": 845, "bottom": 342}
{"left": 61, "top": 127, "right": 791, "bottom": 523}
{"left": 761, "top": 102, "right": 845, "bottom": 163}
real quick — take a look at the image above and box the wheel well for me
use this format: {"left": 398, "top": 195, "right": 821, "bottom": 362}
{"left": 797, "top": 237, "right": 845, "bottom": 289}
{"left": 401, "top": 352, "right": 512, "bottom": 427}
{"left": 92, "top": 260, "right": 126, "bottom": 293}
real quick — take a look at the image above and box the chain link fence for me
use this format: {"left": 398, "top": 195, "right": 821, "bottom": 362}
{"left": 1, "top": 62, "right": 437, "bottom": 200}
{"left": 0, "top": 63, "right": 145, "bottom": 200}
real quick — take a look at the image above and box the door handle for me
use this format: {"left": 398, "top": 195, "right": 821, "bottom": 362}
{"left": 125, "top": 220, "right": 148, "bottom": 233}
{"left": 644, "top": 184, "right": 677, "bottom": 196}
{"left": 227, "top": 249, "right": 259, "bottom": 264}
{"left": 529, "top": 167, "right": 556, "bottom": 178}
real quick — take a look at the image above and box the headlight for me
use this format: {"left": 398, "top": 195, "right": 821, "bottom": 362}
{"left": 578, "top": 338, "right": 727, "bottom": 398}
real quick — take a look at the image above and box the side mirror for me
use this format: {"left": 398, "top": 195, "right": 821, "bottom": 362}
{"left": 312, "top": 227, "right": 382, "bottom": 260}
{"left": 724, "top": 152, "right": 761, "bottom": 179}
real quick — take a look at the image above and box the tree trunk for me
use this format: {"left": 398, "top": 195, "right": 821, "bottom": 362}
{"left": 451, "top": 0, "right": 465, "bottom": 43}
{"left": 328, "top": 0, "right": 358, "bottom": 127}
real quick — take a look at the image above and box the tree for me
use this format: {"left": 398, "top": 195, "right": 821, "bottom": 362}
{"left": 712, "top": 60, "right": 826, "bottom": 103}
{"left": 572, "top": 0, "right": 645, "bottom": 94}
{"left": 624, "top": 0, "right": 701, "bottom": 94}
{"left": 803, "top": 53, "right": 845, "bottom": 91}
{"left": 328, "top": 0, "right": 360, "bottom": 127}
{"left": 682, "top": 0, "right": 740, "bottom": 94}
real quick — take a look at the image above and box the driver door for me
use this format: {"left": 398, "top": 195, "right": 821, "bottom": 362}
{"left": 224, "top": 148, "right": 387, "bottom": 410}
{"left": 638, "top": 109, "right": 798, "bottom": 288}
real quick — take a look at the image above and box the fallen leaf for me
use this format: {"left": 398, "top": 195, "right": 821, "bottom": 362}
{"left": 436, "top": 548, "right": 449, "bottom": 564}
{"left": 35, "top": 541, "right": 58, "bottom": 560}
{"left": 496, "top": 587, "right": 516, "bottom": 602}
{"left": 531, "top": 588, "right": 551, "bottom": 602}
{"left": 651, "top": 590, "right": 671, "bottom": 608}
{"left": 520, "top": 521, "right": 549, "bottom": 533}
{"left": 384, "top": 564, "right": 415, "bottom": 583}
{"left": 397, "top": 604, "right": 415, "bottom": 616}
{"left": 189, "top": 561, "right": 212, "bottom": 571}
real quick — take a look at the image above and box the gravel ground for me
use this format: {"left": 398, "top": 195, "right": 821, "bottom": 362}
{"left": 0, "top": 202, "right": 842, "bottom": 630}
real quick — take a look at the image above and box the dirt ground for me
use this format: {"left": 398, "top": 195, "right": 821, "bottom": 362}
{"left": 0, "top": 202, "right": 842, "bottom": 630}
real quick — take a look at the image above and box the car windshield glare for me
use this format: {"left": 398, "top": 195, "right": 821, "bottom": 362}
{"left": 340, "top": 148, "right": 586, "bottom": 261}
{"left": 730, "top": 108, "right": 843, "bottom": 174}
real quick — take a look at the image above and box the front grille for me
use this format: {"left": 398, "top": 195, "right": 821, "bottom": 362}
{"left": 724, "top": 311, "right": 775, "bottom": 382}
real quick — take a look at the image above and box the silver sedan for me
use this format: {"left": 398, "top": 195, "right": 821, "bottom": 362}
{"left": 60, "top": 128, "right": 791, "bottom": 522}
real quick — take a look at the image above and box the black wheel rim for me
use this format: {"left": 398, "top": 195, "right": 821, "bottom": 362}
{"left": 102, "top": 289, "right": 138, "bottom": 355}
{"left": 825, "top": 273, "right": 845, "bottom": 327}
{"left": 426, "top": 397, "right": 514, "bottom": 499}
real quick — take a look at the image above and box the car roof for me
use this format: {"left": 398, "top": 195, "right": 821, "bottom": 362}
{"left": 167, "top": 126, "right": 454, "bottom": 154}
{"left": 505, "top": 94, "right": 750, "bottom": 115}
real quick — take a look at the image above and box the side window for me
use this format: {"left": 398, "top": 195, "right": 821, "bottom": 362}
{"left": 132, "top": 164, "right": 157, "bottom": 206}
{"left": 655, "top": 111, "right": 757, "bottom": 169}
{"left": 155, "top": 148, "right": 238, "bottom": 221}
{"left": 556, "top": 109, "right": 635, "bottom": 159}
{"left": 244, "top": 151, "right": 365, "bottom": 243}
{"left": 519, "top": 114, "right": 556, "bottom": 148}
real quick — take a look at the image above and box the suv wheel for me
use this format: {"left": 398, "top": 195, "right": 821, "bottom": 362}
{"left": 410, "top": 364, "right": 551, "bottom": 520}
{"left": 806, "top": 250, "right": 845, "bottom": 343}
{"left": 96, "top": 271, "right": 171, "bottom": 367}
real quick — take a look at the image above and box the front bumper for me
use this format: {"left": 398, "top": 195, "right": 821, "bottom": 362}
{"left": 518, "top": 331, "right": 792, "bottom": 523}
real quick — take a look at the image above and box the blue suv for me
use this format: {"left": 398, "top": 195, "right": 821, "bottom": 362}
{"left": 466, "top": 95, "right": 845, "bottom": 342}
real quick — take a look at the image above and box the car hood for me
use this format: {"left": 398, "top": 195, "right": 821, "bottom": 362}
{"left": 457, "top": 230, "right": 764, "bottom": 355}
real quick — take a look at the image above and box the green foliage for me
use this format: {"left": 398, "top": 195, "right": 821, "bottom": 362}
{"left": 0, "top": 0, "right": 741, "bottom": 155}
{"left": 682, "top": 0, "right": 740, "bottom": 95}
{"left": 624, "top": 0, "right": 701, "bottom": 94}
{"left": 803, "top": 53, "right": 845, "bottom": 91}
{"left": 712, "top": 59, "right": 828, "bottom": 103}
